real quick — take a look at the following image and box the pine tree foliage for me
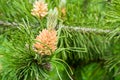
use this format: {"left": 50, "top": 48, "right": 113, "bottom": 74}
{"left": 0, "top": 21, "right": 73, "bottom": 80}
{"left": 0, "top": 0, "right": 120, "bottom": 80}
{"left": 0, "top": 23, "right": 50, "bottom": 80}
{"left": 57, "top": 27, "right": 107, "bottom": 61}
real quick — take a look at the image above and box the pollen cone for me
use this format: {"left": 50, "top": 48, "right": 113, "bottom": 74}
{"left": 31, "top": 0, "right": 48, "bottom": 18}
{"left": 34, "top": 29, "right": 57, "bottom": 55}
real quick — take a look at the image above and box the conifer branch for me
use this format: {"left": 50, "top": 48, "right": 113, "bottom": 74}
{"left": 61, "top": 25, "right": 111, "bottom": 34}
{"left": 0, "top": 20, "right": 120, "bottom": 36}
{"left": 0, "top": 20, "right": 18, "bottom": 27}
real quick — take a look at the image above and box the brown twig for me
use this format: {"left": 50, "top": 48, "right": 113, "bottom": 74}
{"left": 0, "top": 20, "right": 18, "bottom": 27}
{"left": 60, "top": 25, "right": 111, "bottom": 34}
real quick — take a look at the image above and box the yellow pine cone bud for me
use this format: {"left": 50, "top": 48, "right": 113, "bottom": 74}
{"left": 31, "top": 0, "right": 48, "bottom": 18}
{"left": 61, "top": 7, "right": 66, "bottom": 16}
{"left": 59, "top": 0, "right": 66, "bottom": 17}
{"left": 34, "top": 29, "right": 57, "bottom": 55}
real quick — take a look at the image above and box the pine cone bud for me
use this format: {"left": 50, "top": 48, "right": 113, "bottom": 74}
{"left": 31, "top": 0, "right": 48, "bottom": 18}
{"left": 34, "top": 29, "right": 57, "bottom": 55}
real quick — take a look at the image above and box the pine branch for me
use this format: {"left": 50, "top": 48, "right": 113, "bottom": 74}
{"left": 0, "top": 20, "right": 120, "bottom": 36}
{"left": 0, "top": 20, "right": 18, "bottom": 27}
{"left": 61, "top": 25, "right": 111, "bottom": 34}
{"left": 60, "top": 25, "right": 120, "bottom": 36}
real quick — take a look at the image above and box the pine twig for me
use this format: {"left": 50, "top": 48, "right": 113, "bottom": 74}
{"left": 60, "top": 25, "right": 111, "bottom": 34}
{"left": 0, "top": 20, "right": 120, "bottom": 36}
{"left": 0, "top": 20, "right": 18, "bottom": 27}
